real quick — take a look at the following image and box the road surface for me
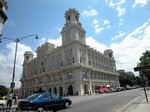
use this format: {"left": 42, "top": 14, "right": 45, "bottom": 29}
{"left": 59, "top": 89, "right": 142, "bottom": 112}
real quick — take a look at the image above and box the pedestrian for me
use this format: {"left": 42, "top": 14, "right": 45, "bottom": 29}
{"left": 12, "top": 94, "right": 17, "bottom": 104}
{"left": 7, "top": 93, "right": 13, "bottom": 108}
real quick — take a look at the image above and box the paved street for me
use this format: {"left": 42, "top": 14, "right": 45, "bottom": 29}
{"left": 1, "top": 88, "right": 146, "bottom": 112}
{"left": 59, "top": 89, "right": 143, "bottom": 112}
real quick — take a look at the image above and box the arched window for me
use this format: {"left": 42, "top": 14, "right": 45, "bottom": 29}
{"left": 67, "top": 16, "right": 70, "bottom": 21}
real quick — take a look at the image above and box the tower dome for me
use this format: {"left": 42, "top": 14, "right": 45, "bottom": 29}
{"left": 65, "top": 8, "right": 80, "bottom": 24}
{"left": 61, "top": 8, "right": 86, "bottom": 46}
{"left": 24, "top": 51, "right": 34, "bottom": 63}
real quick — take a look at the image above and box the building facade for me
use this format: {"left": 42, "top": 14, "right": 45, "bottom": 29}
{"left": 20, "top": 8, "right": 120, "bottom": 98}
{"left": 0, "top": 0, "right": 7, "bottom": 36}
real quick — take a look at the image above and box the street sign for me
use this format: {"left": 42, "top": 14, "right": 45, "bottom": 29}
{"left": 134, "top": 65, "right": 150, "bottom": 71}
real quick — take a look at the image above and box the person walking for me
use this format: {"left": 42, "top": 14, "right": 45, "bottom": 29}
{"left": 12, "top": 94, "right": 17, "bottom": 104}
{"left": 7, "top": 93, "right": 13, "bottom": 108}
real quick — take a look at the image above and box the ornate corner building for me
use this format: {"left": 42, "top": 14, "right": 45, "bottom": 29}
{"left": 20, "top": 8, "right": 120, "bottom": 98}
{"left": 0, "top": 0, "right": 7, "bottom": 36}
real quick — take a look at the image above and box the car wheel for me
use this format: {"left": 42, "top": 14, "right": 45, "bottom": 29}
{"left": 37, "top": 107, "right": 44, "bottom": 112}
{"left": 64, "top": 102, "right": 70, "bottom": 109}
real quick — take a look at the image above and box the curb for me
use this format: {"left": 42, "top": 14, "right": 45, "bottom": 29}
{"left": 116, "top": 95, "right": 140, "bottom": 112}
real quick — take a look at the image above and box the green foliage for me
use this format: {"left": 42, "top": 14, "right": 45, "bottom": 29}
{"left": 119, "top": 72, "right": 141, "bottom": 87}
{"left": 0, "top": 86, "right": 9, "bottom": 96}
{"left": 140, "top": 50, "right": 150, "bottom": 66}
{"left": 135, "top": 76, "right": 141, "bottom": 86}
{"left": 139, "top": 50, "right": 150, "bottom": 86}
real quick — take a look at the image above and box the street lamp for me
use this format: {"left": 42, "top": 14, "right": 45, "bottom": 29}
{"left": 0, "top": 34, "right": 38, "bottom": 93}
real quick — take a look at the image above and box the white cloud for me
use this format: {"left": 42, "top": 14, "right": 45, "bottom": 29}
{"left": 103, "top": 20, "right": 110, "bottom": 25}
{"left": 48, "top": 37, "right": 62, "bottom": 47}
{"left": 39, "top": 37, "right": 47, "bottom": 46}
{"left": 112, "top": 21, "right": 150, "bottom": 72}
{"left": 117, "top": 6, "right": 126, "bottom": 17}
{"left": 112, "top": 31, "right": 126, "bottom": 40}
{"left": 0, "top": 42, "right": 33, "bottom": 88}
{"left": 81, "top": 9, "right": 98, "bottom": 17}
{"left": 105, "top": 0, "right": 126, "bottom": 17}
{"left": 93, "top": 19, "right": 99, "bottom": 24}
{"left": 103, "top": 20, "right": 111, "bottom": 28}
{"left": 92, "top": 19, "right": 104, "bottom": 34}
{"left": 86, "top": 20, "right": 150, "bottom": 74}
{"left": 92, "top": 19, "right": 111, "bottom": 34}
{"left": 132, "top": 0, "right": 149, "bottom": 8}
{"left": 86, "top": 37, "right": 108, "bottom": 52}
{"left": 58, "top": 28, "right": 62, "bottom": 32}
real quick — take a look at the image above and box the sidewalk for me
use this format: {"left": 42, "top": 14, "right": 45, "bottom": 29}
{"left": 123, "top": 89, "right": 150, "bottom": 112}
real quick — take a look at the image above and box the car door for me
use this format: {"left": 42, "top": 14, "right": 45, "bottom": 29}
{"left": 51, "top": 93, "right": 63, "bottom": 109}
{"left": 39, "top": 94, "right": 53, "bottom": 110}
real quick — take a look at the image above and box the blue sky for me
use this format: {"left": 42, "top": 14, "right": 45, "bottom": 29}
{"left": 0, "top": 0, "right": 150, "bottom": 88}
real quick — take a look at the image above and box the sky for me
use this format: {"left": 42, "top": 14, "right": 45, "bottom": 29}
{"left": 0, "top": 0, "right": 150, "bottom": 88}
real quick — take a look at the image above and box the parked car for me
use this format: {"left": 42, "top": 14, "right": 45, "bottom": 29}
{"left": 0, "top": 99, "right": 6, "bottom": 109}
{"left": 18, "top": 92, "right": 72, "bottom": 111}
{"left": 109, "top": 87, "right": 117, "bottom": 92}
{"left": 126, "top": 85, "right": 132, "bottom": 90}
{"left": 98, "top": 85, "right": 109, "bottom": 93}
{"left": 116, "top": 87, "right": 125, "bottom": 92}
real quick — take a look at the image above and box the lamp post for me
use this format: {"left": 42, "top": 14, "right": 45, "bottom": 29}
{"left": 0, "top": 34, "right": 38, "bottom": 93}
{"left": 134, "top": 65, "right": 150, "bottom": 102}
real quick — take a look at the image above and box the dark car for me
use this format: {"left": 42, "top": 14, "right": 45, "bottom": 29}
{"left": 18, "top": 92, "right": 72, "bottom": 111}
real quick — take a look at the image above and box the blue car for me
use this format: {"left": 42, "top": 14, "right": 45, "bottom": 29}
{"left": 18, "top": 92, "right": 72, "bottom": 111}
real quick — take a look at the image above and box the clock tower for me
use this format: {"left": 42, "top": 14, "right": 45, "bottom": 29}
{"left": 61, "top": 8, "right": 86, "bottom": 46}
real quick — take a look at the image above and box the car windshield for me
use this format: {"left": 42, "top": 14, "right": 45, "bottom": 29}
{"left": 26, "top": 94, "right": 40, "bottom": 101}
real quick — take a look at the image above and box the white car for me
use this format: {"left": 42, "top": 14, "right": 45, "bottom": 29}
{"left": 0, "top": 100, "right": 6, "bottom": 109}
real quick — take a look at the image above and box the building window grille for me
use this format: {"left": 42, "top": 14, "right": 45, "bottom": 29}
{"left": 83, "top": 72, "right": 88, "bottom": 79}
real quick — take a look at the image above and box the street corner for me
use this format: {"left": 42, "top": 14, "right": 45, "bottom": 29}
{"left": 122, "top": 91, "right": 150, "bottom": 112}
{"left": 127, "top": 102, "right": 150, "bottom": 112}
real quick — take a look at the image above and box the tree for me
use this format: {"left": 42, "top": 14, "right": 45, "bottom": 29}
{"left": 139, "top": 50, "right": 150, "bottom": 86}
{"left": 140, "top": 50, "right": 150, "bottom": 66}
{"left": 135, "top": 76, "right": 142, "bottom": 86}
{"left": 118, "top": 71, "right": 138, "bottom": 87}
{"left": 0, "top": 85, "right": 9, "bottom": 97}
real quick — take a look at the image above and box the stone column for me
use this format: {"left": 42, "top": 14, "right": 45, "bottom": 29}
{"left": 74, "top": 45, "right": 80, "bottom": 64}
{"left": 74, "top": 69, "right": 84, "bottom": 95}
{"left": 85, "top": 49, "right": 89, "bottom": 65}
{"left": 88, "top": 70, "right": 92, "bottom": 94}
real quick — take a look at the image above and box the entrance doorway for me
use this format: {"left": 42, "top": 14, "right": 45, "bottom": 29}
{"left": 49, "top": 88, "right": 52, "bottom": 93}
{"left": 54, "top": 87, "right": 57, "bottom": 94}
{"left": 59, "top": 87, "right": 63, "bottom": 96}
{"left": 84, "top": 84, "right": 88, "bottom": 94}
{"left": 67, "top": 85, "right": 73, "bottom": 95}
